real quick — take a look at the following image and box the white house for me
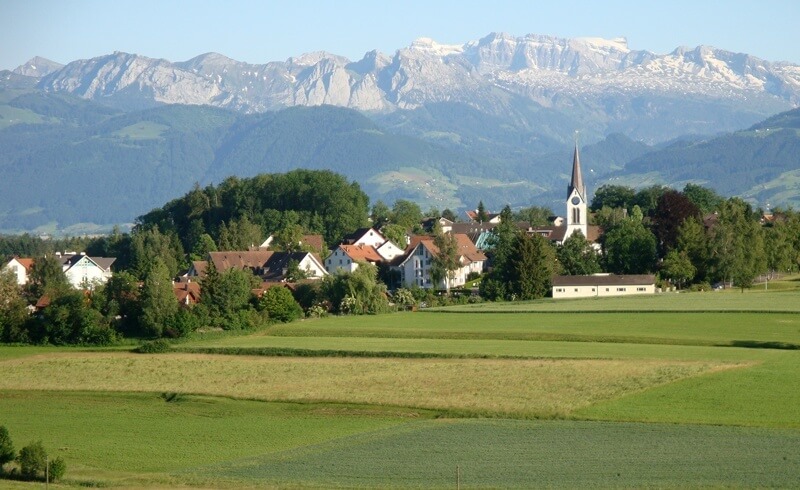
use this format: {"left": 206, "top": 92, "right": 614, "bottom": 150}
{"left": 375, "top": 240, "right": 404, "bottom": 261}
{"left": 398, "top": 234, "right": 487, "bottom": 289}
{"left": 341, "top": 228, "right": 388, "bottom": 248}
{"left": 3, "top": 257, "right": 34, "bottom": 285}
{"left": 58, "top": 253, "right": 116, "bottom": 289}
{"left": 552, "top": 274, "right": 656, "bottom": 299}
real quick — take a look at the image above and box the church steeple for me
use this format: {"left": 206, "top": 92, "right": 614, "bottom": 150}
{"left": 564, "top": 136, "right": 588, "bottom": 242}
{"left": 567, "top": 142, "right": 586, "bottom": 200}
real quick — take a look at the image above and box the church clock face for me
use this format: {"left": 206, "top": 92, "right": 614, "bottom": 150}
{"left": 571, "top": 196, "right": 581, "bottom": 205}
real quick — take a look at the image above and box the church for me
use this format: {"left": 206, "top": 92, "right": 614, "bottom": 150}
{"left": 527, "top": 143, "right": 601, "bottom": 246}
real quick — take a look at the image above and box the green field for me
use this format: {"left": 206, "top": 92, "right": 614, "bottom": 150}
{"left": 2, "top": 289, "right": 800, "bottom": 487}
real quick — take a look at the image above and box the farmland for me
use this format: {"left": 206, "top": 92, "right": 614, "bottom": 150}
{"left": 2, "top": 289, "right": 800, "bottom": 487}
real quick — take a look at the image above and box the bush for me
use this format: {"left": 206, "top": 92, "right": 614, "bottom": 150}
{"left": 135, "top": 339, "right": 172, "bottom": 353}
{"left": 261, "top": 287, "right": 303, "bottom": 323}
{"left": 18, "top": 441, "right": 46, "bottom": 480}
{"left": 689, "top": 282, "right": 712, "bottom": 292}
{"left": 48, "top": 456, "right": 66, "bottom": 482}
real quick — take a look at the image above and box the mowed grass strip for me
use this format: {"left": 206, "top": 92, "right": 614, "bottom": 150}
{"left": 207, "top": 419, "right": 800, "bottom": 489}
{"left": 0, "top": 353, "right": 734, "bottom": 418}
{"left": 434, "top": 288, "right": 800, "bottom": 313}
{"left": 257, "top": 311, "right": 800, "bottom": 347}
{"left": 176, "top": 335, "right": 794, "bottom": 362}
{"left": 0, "top": 390, "right": 419, "bottom": 486}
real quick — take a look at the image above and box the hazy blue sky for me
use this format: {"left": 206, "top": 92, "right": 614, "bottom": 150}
{"left": 1, "top": 0, "right": 798, "bottom": 70}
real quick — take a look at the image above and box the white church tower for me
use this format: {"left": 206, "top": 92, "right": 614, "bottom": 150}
{"left": 565, "top": 141, "right": 588, "bottom": 240}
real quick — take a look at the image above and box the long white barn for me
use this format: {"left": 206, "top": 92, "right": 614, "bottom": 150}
{"left": 552, "top": 274, "right": 656, "bottom": 299}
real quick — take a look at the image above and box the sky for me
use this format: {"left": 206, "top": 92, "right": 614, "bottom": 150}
{"left": 1, "top": 0, "right": 799, "bottom": 71}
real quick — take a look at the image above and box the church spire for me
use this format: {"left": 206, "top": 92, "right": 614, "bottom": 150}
{"left": 567, "top": 138, "right": 586, "bottom": 199}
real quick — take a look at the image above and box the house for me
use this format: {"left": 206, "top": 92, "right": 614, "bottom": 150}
{"left": 189, "top": 250, "right": 327, "bottom": 282}
{"left": 398, "top": 234, "right": 487, "bottom": 289}
{"left": 341, "top": 228, "right": 389, "bottom": 248}
{"left": 325, "top": 244, "right": 384, "bottom": 274}
{"left": 3, "top": 257, "right": 34, "bottom": 285}
{"left": 173, "top": 281, "right": 201, "bottom": 306}
{"left": 57, "top": 253, "right": 115, "bottom": 289}
{"left": 552, "top": 274, "right": 656, "bottom": 299}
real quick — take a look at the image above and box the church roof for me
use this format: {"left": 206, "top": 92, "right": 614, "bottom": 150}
{"left": 567, "top": 143, "right": 586, "bottom": 200}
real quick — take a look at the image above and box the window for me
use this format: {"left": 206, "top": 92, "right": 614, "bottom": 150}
{"left": 592, "top": 288, "right": 595, "bottom": 292}
{"left": 637, "top": 287, "right": 647, "bottom": 292}
{"left": 617, "top": 287, "right": 627, "bottom": 292}
{"left": 574, "top": 288, "right": 578, "bottom": 292}
{"left": 572, "top": 207, "right": 580, "bottom": 224}
{"left": 605, "top": 288, "right": 609, "bottom": 292}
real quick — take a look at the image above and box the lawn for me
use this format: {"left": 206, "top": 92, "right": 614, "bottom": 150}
{"left": 254, "top": 310, "right": 800, "bottom": 347}
{"left": 2, "top": 289, "right": 800, "bottom": 487}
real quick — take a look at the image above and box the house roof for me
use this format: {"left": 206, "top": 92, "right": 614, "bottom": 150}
{"left": 11, "top": 257, "right": 34, "bottom": 271}
{"left": 464, "top": 210, "right": 501, "bottom": 223}
{"left": 173, "top": 281, "right": 201, "bottom": 304}
{"left": 341, "top": 227, "right": 385, "bottom": 245}
{"left": 338, "top": 244, "right": 383, "bottom": 263}
{"left": 528, "top": 225, "right": 601, "bottom": 243}
{"left": 56, "top": 254, "right": 115, "bottom": 271}
{"left": 208, "top": 251, "right": 274, "bottom": 272}
{"left": 552, "top": 274, "right": 655, "bottom": 287}
{"left": 302, "top": 234, "right": 325, "bottom": 252}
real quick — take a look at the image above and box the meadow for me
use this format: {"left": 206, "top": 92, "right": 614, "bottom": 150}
{"left": 1, "top": 289, "right": 800, "bottom": 487}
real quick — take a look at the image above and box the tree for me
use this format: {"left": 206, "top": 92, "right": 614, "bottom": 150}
{"left": 32, "top": 291, "right": 116, "bottom": 345}
{"left": 590, "top": 185, "right": 636, "bottom": 211}
{"left": 676, "top": 217, "right": 711, "bottom": 283}
{"left": 430, "top": 232, "right": 460, "bottom": 292}
{"left": 513, "top": 206, "right": 554, "bottom": 226}
{"left": 603, "top": 218, "right": 658, "bottom": 274}
{"left": 370, "top": 200, "right": 391, "bottom": 228}
{"left": 272, "top": 224, "right": 305, "bottom": 252}
{"left": 633, "top": 185, "right": 668, "bottom": 216}
{"left": 189, "top": 233, "right": 217, "bottom": 262}
{"left": 381, "top": 224, "right": 408, "bottom": 248}
{"left": 764, "top": 224, "right": 794, "bottom": 278}
{"left": 320, "top": 263, "right": 389, "bottom": 315}
{"left": 139, "top": 258, "right": 179, "bottom": 338}
{"left": 391, "top": 199, "right": 423, "bottom": 231}
{"left": 479, "top": 206, "right": 520, "bottom": 301}
{"left": 260, "top": 286, "right": 303, "bottom": 322}
{"left": 25, "top": 254, "right": 70, "bottom": 301}
{"left": 441, "top": 208, "right": 459, "bottom": 223}
{"left": 557, "top": 231, "right": 600, "bottom": 275}
{"left": 476, "top": 200, "right": 489, "bottom": 222}
{"left": 0, "top": 426, "right": 14, "bottom": 469}
{"left": 683, "top": 183, "right": 724, "bottom": 214}
{"left": 48, "top": 456, "right": 66, "bottom": 482}
{"left": 506, "top": 233, "right": 557, "bottom": 300}
{"left": 0, "top": 268, "right": 29, "bottom": 343}
{"left": 651, "top": 190, "right": 701, "bottom": 255}
{"left": 709, "top": 198, "right": 766, "bottom": 289}
{"left": 128, "top": 227, "right": 185, "bottom": 279}
{"left": 18, "top": 440, "right": 46, "bottom": 480}
{"left": 660, "top": 250, "right": 696, "bottom": 289}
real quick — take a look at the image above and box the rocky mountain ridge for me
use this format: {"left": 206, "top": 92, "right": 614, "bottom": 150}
{"left": 13, "top": 32, "right": 800, "bottom": 142}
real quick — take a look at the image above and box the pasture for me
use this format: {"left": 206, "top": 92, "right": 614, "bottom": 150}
{"left": 2, "top": 289, "right": 800, "bottom": 487}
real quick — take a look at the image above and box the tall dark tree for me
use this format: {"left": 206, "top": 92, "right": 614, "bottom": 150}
{"left": 138, "top": 258, "right": 179, "bottom": 337}
{"left": 651, "top": 190, "right": 701, "bottom": 255}
{"left": 476, "top": 200, "right": 489, "bottom": 222}
{"left": 506, "top": 233, "right": 557, "bottom": 300}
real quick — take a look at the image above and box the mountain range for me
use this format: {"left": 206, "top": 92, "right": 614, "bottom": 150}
{"left": 2, "top": 32, "right": 800, "bottom": 233}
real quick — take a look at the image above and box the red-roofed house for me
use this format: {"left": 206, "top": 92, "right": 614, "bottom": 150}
{"left": 4, "top": 257, "right": 34, "bottom": 285}
{"left": 325, "top": 244, "right": 384, "bottom": 274}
